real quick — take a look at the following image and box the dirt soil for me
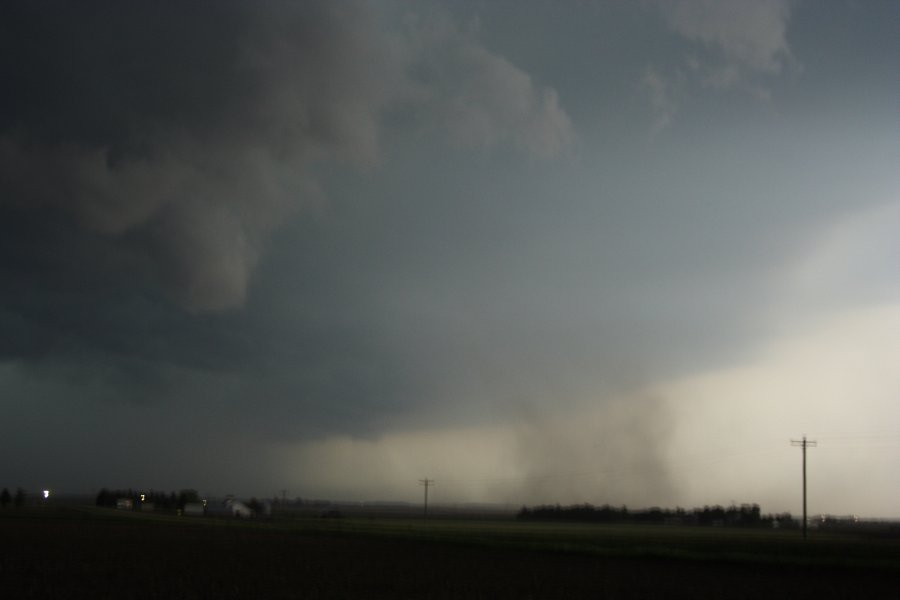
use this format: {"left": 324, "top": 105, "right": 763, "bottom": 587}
{"left": 2, "top": 512, "right": 895, "bottom": 599}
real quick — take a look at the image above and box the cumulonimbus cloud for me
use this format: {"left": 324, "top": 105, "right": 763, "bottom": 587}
{"left": 0, "top": 2, "right": 572, "bottom": 313}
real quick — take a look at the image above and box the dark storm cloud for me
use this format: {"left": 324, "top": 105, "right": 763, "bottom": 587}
{"left": 0, "top": 1, "right": 391, "bottom": 313}
{"left": 0, "top": 1, "right": 573, "bottom": 431}
{"left": 1, "top": 1, "right": 898, "bottom": 513}
{"left": 0, "top": 1, "right": 571, "bottom": 314}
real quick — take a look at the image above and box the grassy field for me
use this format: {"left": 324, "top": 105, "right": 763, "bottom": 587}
{"left": 3, "top": 506, "right": 899, "bottom": 598}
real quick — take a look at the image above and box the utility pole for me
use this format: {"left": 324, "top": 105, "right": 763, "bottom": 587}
{"left": 419, "top": 478, "right": 434, "bottom": 518}
{"left": 791, "top": 436, "right": 817, "bottom": 540}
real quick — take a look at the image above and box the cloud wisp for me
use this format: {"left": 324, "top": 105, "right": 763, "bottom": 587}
{"left": 659, "top": 0, "right": 794, "bottom": 75}
{"left": 645, "top": 0, "right": 796, "bottom": 128}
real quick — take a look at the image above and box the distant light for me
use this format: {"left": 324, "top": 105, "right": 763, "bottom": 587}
{"left": 43, "top": 490, "right": 50, "bottom": 499}
{"left": 140, "top": 494, "right": 146, "bottom": 502}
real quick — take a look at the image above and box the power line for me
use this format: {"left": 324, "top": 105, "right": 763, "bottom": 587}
{"left": 813, "top": 432, "right": 900, "bottom": 449}
{"left": 791, "top": 436, "right": 817, "bottom": 540}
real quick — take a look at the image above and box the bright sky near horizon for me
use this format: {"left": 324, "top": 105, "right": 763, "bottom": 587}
{"left": 1, "top": 1, "right": 898, "bottom": 517}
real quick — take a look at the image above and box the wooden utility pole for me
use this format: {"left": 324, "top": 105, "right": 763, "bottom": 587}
{"left": 791, "top": 436, "right": 817, "bottom": 540}
{"left": 419, "top": 478, "right": 434, "bottom": 518}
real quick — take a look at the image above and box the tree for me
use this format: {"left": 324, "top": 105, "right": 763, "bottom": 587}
{"left": 0, "top": 488, "right": 10, "bottom": 508}
{"left": 14, "top": 488, "right": 26, "bottom": 508}
{"left": 96, "top": 488, "right": 112, "bottom": 507}
{"left": 247, "top": 497, "right": 262, "bottom": 515}
{"left": 177, "top": 489, "right": 199, "bottom": 509}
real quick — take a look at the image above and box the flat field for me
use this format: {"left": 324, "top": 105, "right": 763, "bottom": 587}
{"left": 2, "top": 507, "right": 899, "bottom": 599}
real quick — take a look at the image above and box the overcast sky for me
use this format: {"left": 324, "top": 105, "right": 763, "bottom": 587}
{"left": 1, "top": 0, "right": 898, "bottom": 517}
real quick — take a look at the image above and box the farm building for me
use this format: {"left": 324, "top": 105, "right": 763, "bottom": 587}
{"left": 205, "top": 497, "right": 255, "bottom": 518}
{"left": 183, "top": 502, "right": 206, "bottom": 516}
{"left": 225, "top": 498, "right": 254, "bottom": 518}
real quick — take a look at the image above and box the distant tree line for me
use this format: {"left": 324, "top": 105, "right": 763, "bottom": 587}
{"left": 517, "top": 503, "right": 797, "bottom": 529}
{"left": 1, "top": 488, "right": 26, "bottom": 508}
{"left": 96, "top": 488, "right": 201, "bottom": 510}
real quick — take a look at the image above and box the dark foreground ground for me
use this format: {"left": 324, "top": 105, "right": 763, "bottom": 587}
{"left": 2, "top": 507, "right": 898, "bottom": 599}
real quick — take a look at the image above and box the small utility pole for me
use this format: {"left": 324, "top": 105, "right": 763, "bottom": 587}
{"left": 791, "top": 436, "right": 817, "bottom": 540}
{"left": 419, "top": 478, "right": 434, "bottom": 518}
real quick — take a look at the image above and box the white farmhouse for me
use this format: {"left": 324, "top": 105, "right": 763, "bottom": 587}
{"left": 225, "top": 497, "right": 254, "bottom": 518}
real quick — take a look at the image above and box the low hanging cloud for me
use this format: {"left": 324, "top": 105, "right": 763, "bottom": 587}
{"left": 0, "top": 2, "right": 572, "bottom": 314}
{"left": 272, "top": 394, "right": 674, "bottom": 506}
